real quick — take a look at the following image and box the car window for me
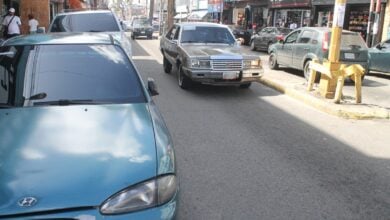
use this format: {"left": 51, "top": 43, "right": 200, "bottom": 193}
{"left": 339, "top": 32, "right": 368, "bottom": 49}
{"left": 277, "top": 28, "right": 292, "bottom": 35}
{"left": 0, "top": 46, "right": 31, "bottom": 107}
{"left": 50, "top": 13, "right": 120, "bottom": 32}
{"left": 285, "top": 30, "right": 301, "bottom": 44}
{"left": 31, "top": 44, "right": 145, "bottom": 105}
{"left": 166, "top": 26, "right": 178, "bottom": 40}
{"left": 180, "top": 26, "right": 235, "bottom": 44}
{"left": 297, "top": 30, "right": 314, "bottom": 43}
{"left": 174, "top": 27, "right": 180, "bottom": 40}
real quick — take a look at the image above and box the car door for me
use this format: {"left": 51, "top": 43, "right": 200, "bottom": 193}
{"left": 163, "top": 25, "right": 180, "bottom": 64}
{"left": 292, "top": 30, "right": 316, "bottom": 69}
{"left": 278, "top": 30, "right": 301, "bottom": 66}
{"left": 370, "top": 40, "right": 390, "bottom": 72}
{"left": 255, "top": 28, "right": 267, "bottom": 48}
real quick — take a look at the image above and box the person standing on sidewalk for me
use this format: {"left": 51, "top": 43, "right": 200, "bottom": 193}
{"left": 28, "top": 14, "right": 39, "bottom": 34}
{"left": 2, "top": 8, "right": 21, "bottom": 39}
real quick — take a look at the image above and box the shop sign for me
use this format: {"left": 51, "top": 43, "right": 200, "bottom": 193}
{"left": 269, "top": 0, "right": 311, "bottom": 8}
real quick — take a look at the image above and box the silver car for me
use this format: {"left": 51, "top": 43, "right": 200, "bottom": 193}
{"left": 160, "top": 22, "right": 263, "bottom": 89}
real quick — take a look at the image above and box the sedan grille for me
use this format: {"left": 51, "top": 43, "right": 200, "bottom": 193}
{"left": 212, "top": 60, "right": 242, "bottom": 70}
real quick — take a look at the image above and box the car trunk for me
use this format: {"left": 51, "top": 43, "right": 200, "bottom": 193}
{"left": 325, "top": 31, "right": 368, "bottom": 63}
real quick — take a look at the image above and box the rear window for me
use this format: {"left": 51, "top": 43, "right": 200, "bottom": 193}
{"left": 50, "top": 13, "right": 120, "bottom": 32}
{"left": 328, "top": 32, "right": 368, "bottom": 49}
{"left": 277, "top": 28, "right": 292, "bottom": 35}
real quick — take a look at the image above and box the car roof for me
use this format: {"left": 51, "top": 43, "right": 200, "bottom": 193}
{"left": 297, "top": 26, "right": 356, "bottom": 34}
{"left": 2, "top": 33, "right": 120, "bottom": 46}
{"left": 55, "top": 10, "right": 114, "bottom": 16}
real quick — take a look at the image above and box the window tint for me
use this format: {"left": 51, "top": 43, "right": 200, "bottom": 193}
{"left": 298, "top": 30, "right": 314, "bottom": 43}
{"left": 50, "top": 13, "right": 120, "bottom": 32}
{"left": 32, "top": 45, "right": 145, "bottom": 105}
{"left": 174, "top": 27, "right": 180, "bottom": 40}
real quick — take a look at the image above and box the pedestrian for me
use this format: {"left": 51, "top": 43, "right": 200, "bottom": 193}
{"left": 2, "top": 8, "right": 21, "bottom": 39}
{"left": 28, "top": 14, "right": 39, "bottom": 34}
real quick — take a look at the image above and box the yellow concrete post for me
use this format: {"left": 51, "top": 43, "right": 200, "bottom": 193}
{"left": 318, "top": 0, "right": 347, "bottom": 98}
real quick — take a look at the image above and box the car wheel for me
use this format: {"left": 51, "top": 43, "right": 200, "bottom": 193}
{"left": 269, "top": 53, "right": 279, "bottom": 70}
{"left": 303, "top": 60, "right": 320, "bottom": 82}
{"left": 178, "top": 64, "right": 192, "bottom": 89}
{"left": 239, "top": 83, "right": 252, "bottom": 89}
{"left": 163, "top": 56, "right": 172, "bottom": 74}
{"left": 250, "top": 40, "right": 256, "bottom": 51}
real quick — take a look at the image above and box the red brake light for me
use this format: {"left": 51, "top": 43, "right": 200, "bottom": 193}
{"left": 322, "top": 32, "right": 329, "bottom": 52}
{"left": 276, "top": 35, "right": 284, "bottom": 41}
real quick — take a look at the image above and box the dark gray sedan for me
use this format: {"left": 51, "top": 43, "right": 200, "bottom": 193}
{"left": 250, "top": 27, "right": 291, "bottom": 52}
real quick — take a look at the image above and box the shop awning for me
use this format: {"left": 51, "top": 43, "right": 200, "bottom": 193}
{"left": 174, "top": 13, "right": 188, "bottom": 19}
{"left": 187, "top": 10, "right": 208, "bottom": 21}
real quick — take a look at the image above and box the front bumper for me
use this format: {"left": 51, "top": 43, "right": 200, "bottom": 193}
{"left": 0, "top": 193, "right": 178, "bottom": 220}
{"left": 183, "top": 67, "right": 263, "bottom": 85}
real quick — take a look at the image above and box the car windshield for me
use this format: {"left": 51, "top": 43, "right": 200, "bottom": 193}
{"left": 0, "top": 44, "right": 145, "bottom": 108}
{"left": 49, "top": 13, "right": 120, "bottom": 32}
{"left": 181, "top": 26, "right": 235, "bottom": 44}
{"left": 133, "top": 19, "right": 149, "bottom": 26}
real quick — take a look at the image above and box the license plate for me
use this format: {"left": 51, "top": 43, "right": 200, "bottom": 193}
{"left": 223, "top": 71, "right": 238, "bottom": 79}
{"left": 344, "top": 53, "right": 355, "bottom": 59}
{"left": 141, "top": 31, "right": 145, "bottom": 34}
{"left": 240, "top": 31, "right": 244, "bottom": 35}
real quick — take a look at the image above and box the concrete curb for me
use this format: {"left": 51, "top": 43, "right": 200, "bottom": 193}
{"left": 259, "top": 77, "right": 390, "bottom": 120}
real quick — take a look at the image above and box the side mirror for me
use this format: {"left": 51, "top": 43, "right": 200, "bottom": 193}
{"left": 376, "top": 44, "right": 382, "bottom": 49}
{"left": 278, "top": 39, "right": 284, "bottom": 44}
{"left": 147, "top": 78, "right": 159, "bottom": 96}
{"left": 172, "top": 39, "right": 178, "bottom": 45}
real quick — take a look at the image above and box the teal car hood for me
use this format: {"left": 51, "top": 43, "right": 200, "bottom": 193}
{"left": 0, "top": 104, "right": 157, "bottom": 215}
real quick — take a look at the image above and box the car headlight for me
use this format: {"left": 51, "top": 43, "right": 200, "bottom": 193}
{"left": 243, "top": 59, "right": 262, "bottom": 68}
{"left": 100, "top": 175, "right": 177, "bottom": 214}
{"left": 191, "top": 59, "right": 211, "bottom": 69}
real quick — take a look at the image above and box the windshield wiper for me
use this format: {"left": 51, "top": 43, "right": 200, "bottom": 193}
{"left": 0, "top": 104, "right": 13, "bottom": 108}
{"left": 33, "top": 99, "right": 107, "bottom": 106}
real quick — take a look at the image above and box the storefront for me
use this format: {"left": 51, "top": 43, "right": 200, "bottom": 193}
{"left": 268, "top": 0, "right": 311, "bottom": 28}
{"left": 226, "top": 0, "right": 267, "bottom": 30}
{"left": 312, "top": 0, "right": 387, "bottom": 43}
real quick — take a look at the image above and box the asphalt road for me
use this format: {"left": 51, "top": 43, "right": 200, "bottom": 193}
{"left": 131, "top": 38, "right": 390, "bottom": 220}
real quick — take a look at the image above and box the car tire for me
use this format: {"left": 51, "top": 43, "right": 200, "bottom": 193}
{"left": 303, "top": 60, "right": 320, "bottom": 82}
{"left": 269, "top": 53, "right": 279, "bottom": 70}
{"left": 163, "top": 56, "right": 172, "bottom": 74}
{"left": 250, "top": 40, "right": 256, "bottom": 51}
{"left": 178, "top": 64, "right": 192, "bottom": 89}
{"left": 239, "top": 83, "right": 252, "bottom": 89}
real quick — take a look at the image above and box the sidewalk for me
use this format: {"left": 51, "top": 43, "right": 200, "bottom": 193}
{"left": 257, "top": 55, "right": 390, "bottom": 120}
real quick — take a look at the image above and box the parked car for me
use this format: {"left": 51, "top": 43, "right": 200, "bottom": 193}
{"left": 48, "top": 10, "right": 132, "bottom": 56}
{"left": 228, "top": 25, "right": 253, "bottom": 45}
{"left": 268, "top": 27, "right": 369, "bottom": 81}
{"left": 160, "top": 22, "right": 263, "bottom": 89}
{"left": 250, "top": 27, "right": 292, "bottom": 52}
{"left": 130, "top": 17, "right": 154, "bottom": 39}
{"left": 0, "top": 33, "right": 178, "bottom": 219}
{"left": 368, "top": 38, "right": 390, "bottom": 74}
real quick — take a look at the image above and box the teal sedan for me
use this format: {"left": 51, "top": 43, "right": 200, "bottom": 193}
{"left": 368, "top": 39, "right": 390, "bottom": 74}
{"left": 0, "top": 33, "right": 178, "bottom": 219}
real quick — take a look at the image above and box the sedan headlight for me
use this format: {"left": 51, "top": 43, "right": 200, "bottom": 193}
{"left": 191, "top": 59, "right": 211, "bottom": 69}
{"left": 100, "top": 175, "right": 177, "bottom": 214}
{"left": 243, "top": 59, "right": 262, "bottom": 69}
